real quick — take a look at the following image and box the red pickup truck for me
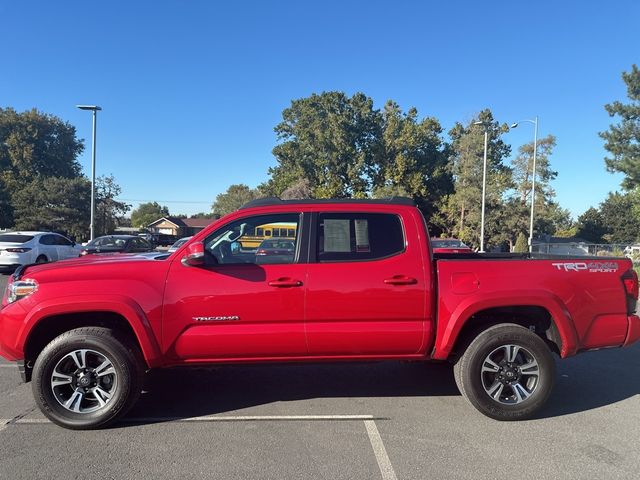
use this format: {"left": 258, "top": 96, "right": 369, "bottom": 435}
{"left": 1, "top": 197, "right": 639, "bottom": 429}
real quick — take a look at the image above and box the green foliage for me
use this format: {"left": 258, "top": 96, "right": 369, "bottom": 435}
{"left": 130, "top": 202, "right": 169, "bottom": 229}
{"left": 435, "top": 109, "right": 512, "bottom": 249}
{"left": 267, "top": 92, "right": 381, "bottom": 198}
{"left": 0, "top": 179, "right": 13, "bottom": 228}
{"left": 576, "top": 207, "right": 607, "bottom": 243}
{"left": 513, "top": 232, "right": 528, "bottom": 252}
{"left": 265, "top": 92, "right": 452, "bottom": 217}
{"left": 600, "top": 65, "right": 640, "bottom": 189}
{"left": 212, "top": 184, "right": 260, "bottom": 216}
{"left": 95, "top": 175, "right": 130, "bottom": 236}
{"left": 280, "top": 178, "right": 312, "bottom": 200}
{"left": 12, "top": 177, "right": 91, "bottom": 240}
{"left": 599, "top": 191, "right": 640, "bottom": 243}
{"left": 0, "top": 107, "right": 85, "bottom": 227}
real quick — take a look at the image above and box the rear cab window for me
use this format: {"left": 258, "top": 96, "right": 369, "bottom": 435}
{"left": 315, "top": 212, "right": 405, "bottom": 262}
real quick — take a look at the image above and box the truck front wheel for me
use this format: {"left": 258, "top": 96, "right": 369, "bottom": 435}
{"left": 454, "top": 323, "right": 556, "bottom": 421}
{"left": 32, "top": 327, "right": 143, "bottom": 429}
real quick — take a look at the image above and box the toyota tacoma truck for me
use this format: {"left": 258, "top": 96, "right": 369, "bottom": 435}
{"left": 1, "top": 197, "right": 639, "bottom": 429}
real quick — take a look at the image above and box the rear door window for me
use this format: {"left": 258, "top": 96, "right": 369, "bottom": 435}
{"left": 315, "top": 213, "right": 405, "bottom": 262}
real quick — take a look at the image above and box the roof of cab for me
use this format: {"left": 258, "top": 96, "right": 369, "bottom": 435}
{"left": 239, "top": 196, "right": 415, "bottom": 210}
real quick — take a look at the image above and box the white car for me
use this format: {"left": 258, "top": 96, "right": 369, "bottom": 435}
{"left": 0, "top": 231, "right": 83, "bottom": 271}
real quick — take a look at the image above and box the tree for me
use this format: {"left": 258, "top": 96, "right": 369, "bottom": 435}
{"left": 0, "top": 107, "right": 85, "bottom": 224}
{"left": 576, "top": 207, "right": 607, "bottom": 243}
{"left": 435, "top": 109, "right": 512, "bottom": 249}
{"left": 600, "top": 65, "right": 640, "bottom": 189}
{"left": 599, "top": 191, "right": 640, "bottom": 243}
{"left": 130, "top": 202, "right": 169, "bottom": 229}
{"left": 95, "top": 175, "right": 130, "bottom": 235}
{"left": 0, "top": 179, "right": 13, "bottom": 228}
{"left": 280, "top": 178, "right": 313, "bottom": 200}
{"left": 265, "top": 92, "right": 382, "bottom": 198}
{"left": 513, "top": 232, "right": 528, "bottom": 252}
{"left": 212, "top": 184, "right": 260, "bottom": 216}
{"left": 12, "top": 177, "right": 90, "bottom": 240}
{"left": 376, "top": 101, "right": 453, "bottom": 218}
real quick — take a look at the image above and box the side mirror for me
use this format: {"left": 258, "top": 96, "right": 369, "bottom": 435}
{"left": 182, "top": 242, "right": 205, "bottom": 267}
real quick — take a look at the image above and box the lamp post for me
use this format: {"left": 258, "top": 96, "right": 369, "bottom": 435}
{"left": 473, "top": 120, "right": 490, "bottom": 252}
{"left": 510, "top": 117, "right": 538, "bottom": 253}
{"left": 76, "top": 105, "right": 102, "bottom": 241}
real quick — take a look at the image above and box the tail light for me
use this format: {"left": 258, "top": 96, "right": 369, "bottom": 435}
{"left": 256, "top": 249, "right": 266, "bottom": 256}
{"left": 622, "top": 269, "right": 639, "bottom": 314}
{"left": 6, "top": 248, "right": 31, "bottom": 253}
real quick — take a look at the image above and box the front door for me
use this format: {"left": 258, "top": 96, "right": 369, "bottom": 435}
{"left": 162, "top": 212, "right": 307, "bottom": 360}
{"left": 304, "top": 210, "right": 427, "bottom": 356}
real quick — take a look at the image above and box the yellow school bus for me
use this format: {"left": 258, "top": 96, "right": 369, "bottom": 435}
{"left": 239, "top": 222, "right": 297, "bottom": 249}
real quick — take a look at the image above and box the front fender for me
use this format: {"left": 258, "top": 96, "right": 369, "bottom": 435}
{"left": 432, "top": 290, "right": 579, "bottom": 360}
{"left": 19, "top": 295, "right": 163, "bottom": 368}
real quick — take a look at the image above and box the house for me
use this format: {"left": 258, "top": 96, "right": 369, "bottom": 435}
{"left": 146, "top": 216, "right": 218, "bottom": 237}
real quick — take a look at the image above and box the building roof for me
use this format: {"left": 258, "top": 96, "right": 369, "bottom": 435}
{"left": 532, "top": 235, "right": 592, "bottom": 245}
{"left": 147, "top": 216, "right": 215, "bottom": 229}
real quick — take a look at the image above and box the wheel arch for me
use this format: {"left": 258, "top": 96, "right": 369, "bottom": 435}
{"left": 20, "top": 297, "right": 163, "bottom": 381}
{"left": 433, "top": 292, "right": 578, "bottom": 361}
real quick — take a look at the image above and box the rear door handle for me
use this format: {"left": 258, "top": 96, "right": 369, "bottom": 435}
{"left": 384, "top": 275, "right": 417, "bottom": 286}
{"left": 268, "top": 277, "right": 303, "bottom": 288}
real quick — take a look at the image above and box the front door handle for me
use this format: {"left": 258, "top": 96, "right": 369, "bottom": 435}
{"left": 268, "top": 277, "right": 303, "bottom": 288}
{"left": 384, "top": 275, "right": 417, "bottom": 286}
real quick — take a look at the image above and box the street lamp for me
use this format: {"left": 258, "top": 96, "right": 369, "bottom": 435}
{"left": 473, "top": 120, "right": 490, "bottom": 253}
{"left": 510, "top": 116, "right": 538, "bottom": 253}
{"left": 76, "top": 105, "right": 102, "bottom": 241}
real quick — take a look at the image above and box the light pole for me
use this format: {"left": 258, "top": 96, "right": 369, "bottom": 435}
{"left": 76, "top": 105, "right": 102, "bottom": 241}
{"left": 510, "top": 117, "right": 538, "bottom": 253}
{"left": 473, "top": 120, "right": 490, "bottom": 252}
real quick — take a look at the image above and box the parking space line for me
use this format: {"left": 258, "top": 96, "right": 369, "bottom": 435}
{"left": 0, "top": 365, "right": 15, "bottom": 368}
{"left": 364, "top": 420, "right": 398, "bottom": 480}
{"left": 0, "top": 414, "right": 378, "bottom": 426}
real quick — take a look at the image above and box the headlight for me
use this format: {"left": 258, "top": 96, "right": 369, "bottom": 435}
{"left": 7, "top": 279, "right": 38, "bottom": 304}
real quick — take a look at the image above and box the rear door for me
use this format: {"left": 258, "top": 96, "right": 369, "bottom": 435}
{"left": 38, "top": 234, "right": 60, "bottom": 261}
{"left": 304, "top": 209, "right": 427, "bottom": 355}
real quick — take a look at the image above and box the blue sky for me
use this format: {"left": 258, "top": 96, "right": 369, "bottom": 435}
{"left": 1, "top": 1, "right": 637, "bottom": 218}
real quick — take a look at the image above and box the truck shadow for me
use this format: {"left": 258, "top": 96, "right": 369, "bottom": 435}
{"left": 123, "top": 343, "right": 640, "bottom": 426}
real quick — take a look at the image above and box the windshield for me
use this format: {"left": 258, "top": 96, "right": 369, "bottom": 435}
{"left": 0, "top": 234, "right": 34, "bottom": 243}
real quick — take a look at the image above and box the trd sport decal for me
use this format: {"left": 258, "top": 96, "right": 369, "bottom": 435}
{"left": 551, "top": 262, "right": 619, "bottom": 273}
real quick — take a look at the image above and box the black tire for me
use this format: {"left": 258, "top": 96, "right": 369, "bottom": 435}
{"left": 453, "top": 323, "right": 556, "bottom": 421}
{"left": 32, "top": 327, "right": 143, "bottom": 430}
{"left": 35, "top": 255, "right": 48, "bottom": 263}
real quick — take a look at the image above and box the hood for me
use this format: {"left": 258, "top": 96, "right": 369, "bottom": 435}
{"left": 19, "top": 252, "right": 168, "bottom": 277}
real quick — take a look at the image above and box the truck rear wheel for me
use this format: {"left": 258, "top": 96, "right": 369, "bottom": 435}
{"left": 32, "top": 327, "right": 143, "bottom": 429}
{"left": 453, "top": 323, "right": 556, "bottom": 421}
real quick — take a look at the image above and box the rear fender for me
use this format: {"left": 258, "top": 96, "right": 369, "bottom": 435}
{"left": 433, "top": 290, "right": 578, "bottom": 360}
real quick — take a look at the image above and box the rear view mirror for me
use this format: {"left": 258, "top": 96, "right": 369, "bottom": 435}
{"left": 182, "top": 242, "right": 205, "bottom": 267}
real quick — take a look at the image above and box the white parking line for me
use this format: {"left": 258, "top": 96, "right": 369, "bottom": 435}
{"left": 365, "top": 420, "right": 398, "bottom": 480}
{"left": 0, "top": 365, "right": 15, "bottom": 368}
{"left": 0, "top": 414, "right": 376, "bottom": 425}
{"left": 0, "top": 414, "right": 399, "bottom": 480}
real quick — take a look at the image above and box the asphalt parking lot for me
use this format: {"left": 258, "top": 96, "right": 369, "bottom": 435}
{"left": 1, "top": 273, "right": 640, "bottom": 479}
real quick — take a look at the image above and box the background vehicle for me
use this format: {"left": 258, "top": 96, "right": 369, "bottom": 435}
{"left": 238, "top": 222, "right": 297, "bottom": 249}
{"left": 431, "top": 238, "right": 473, "bottom": 254}
{"left": 1, "top": 198, "right": 638, "bottom": 429}
{"left": 255, "top": 239, "right": 296, "bottom": 263}
{"left": 0, "top": 232, "right": 81, "bottom": 271}
{"left": 167, "top": 236, "right": 192, "bottom": 253}
{"left": 80, "top": 235, "right": 155, "bottom": 256}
